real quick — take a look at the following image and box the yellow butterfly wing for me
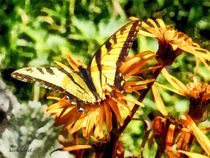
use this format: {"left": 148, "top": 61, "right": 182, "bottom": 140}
{"left": 11, "top": 67, "right": 96, "bottom": 103}
{"left": 87, "top": 20, "right": 141, "bottom": 99}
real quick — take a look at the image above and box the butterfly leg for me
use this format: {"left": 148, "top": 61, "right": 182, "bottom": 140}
{"left": 66, "top": 92, "right": 86, "bottom": 114}
{"left": 77, "top": 101, "right": 86, "bottom": 114}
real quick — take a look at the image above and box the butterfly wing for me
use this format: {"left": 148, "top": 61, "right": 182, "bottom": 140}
{"left": 11, "top": 19, "right": 141, "bottom": 104}
{"left": 11, "top": 67, "right": 96, "bottom": 103}
{"left": 87, "top": 20, "right": 141, "bottom": 99}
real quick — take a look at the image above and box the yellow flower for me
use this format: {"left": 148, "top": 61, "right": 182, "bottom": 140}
{"left": 46, "top": 53, "right": 154, "bottom": 139}
{"left": 139, "top": 18, "right": 210, "bottom": 73}
{"left": 155, "top": 68, "right": 210, "bottom": 123}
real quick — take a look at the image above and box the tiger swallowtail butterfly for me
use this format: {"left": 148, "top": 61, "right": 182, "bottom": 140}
{"left": 11, "top": 19, "right": 142, "bottom": 111}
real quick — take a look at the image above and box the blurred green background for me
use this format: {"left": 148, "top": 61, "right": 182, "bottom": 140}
{"left": 0, "top": 0, "right": 209, "bottom": 157}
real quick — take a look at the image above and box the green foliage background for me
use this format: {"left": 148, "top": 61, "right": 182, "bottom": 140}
{"left": 0, "top": 0, "right": 209, "bottom": 157}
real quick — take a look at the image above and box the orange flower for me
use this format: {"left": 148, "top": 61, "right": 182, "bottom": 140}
{"left": 150, "top": 114, "right": 210, "bottom": 158}
{"left": 139, "top": 18, "right": 210, "bottom": 73}
{"left": 46, "top": 53, "right": 155, "bottom": 139}
{"left": 155, "top": 68, "right": 210, "bottom": 123}
{"left": 150, "top": 70, "right": 210, "bottom": 157}
{"left": 182, "top": 114, "right": 210, "bottom": 156}
{"left": 151, "top": 115, "right": 191, "bottom": 158}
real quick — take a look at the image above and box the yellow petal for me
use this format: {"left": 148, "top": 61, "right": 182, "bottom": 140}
{"left": 63, "top": 145, "right": 92, "bottom": 151}
{"left": 120, "top": 57, "right": 141, "bottom": 74}
{"left": 122, "top": 96, "right": 144, "bottom": 107}
{"left": 138, "top": 30, "right": 156, "bottom": 38}
{"left": 55, "top": 108, "right": 77, "bottom": 126}
{"left": 154, "top": 82, "right": 182, "bottom": 96}
{"left": 147, "top": 19, "right": 158, "bottom": 28}
{"left": 137, "top": 65, "right": 162, "bottom": 74}
{"left": 134, "top": 79, "right": 155, "bottom": 85}
{"left": 104, "top": 101, "right": 113, "bottom": 132}
{"left": 54, "top": 61, "right": 72, "bottom": 71}
{"left": 107, "top": 99, "right": 124, "bottom": 125}
{"left": 171, "top": 43, "right": 178, "bottom": 51}
{"left": 112, "top": 98, "right": 131, "bottom": 116}
{"left": 180, "top": 45, "right": 210, "bottom": 61}
{"left": 129, "top": 16, "right": 140, "bottom": 21}
{"left": 125, "top": 84, "right": 147, "bottom": 94}
{"left": 156, "top": 19, "right": 166, "bottom": 29}
{"left": 134, "top": 51, "right": 154, "bottom": 58}
{"left": 85, "top": 108, "right": 97, "bottom": 136}
{"left": 124, "top": 55, "right": 155, "bottom": 78}
{"left": 184, "top": 114, "right": 210, "bottom": 156}
{"left": 46, "top": 96, "right": 61, "bottom": 101}
{"left": 166, "top": 124, "right": 175, "bottom": 158}
{"left": 178, "top": 150, "right": 208, "bottom": 158}
{"left": 161, "top": 68, "right": 188, "bottom": 93}
{"left": 94, "top": 106, "right": 104, "bottom": 138}
{"left": 45, "top": 102, "right": 60, "bottom": 113}
{"left": 146, "top": 19, "right": 163, "bottom": 38}
{"left": 190, "top": 56, "right": 199, "bottom": 79}
{"left": 199, "top": 57, "right": 210, "bottom": 71}
{"left": 69, "top": 112, "right": 86, "bottom": 133}
{"left": 65, "top": 53, "right": 87, "bottom": 70}
{"left": 152, "top": 85, "right": 168, "bottom": 116}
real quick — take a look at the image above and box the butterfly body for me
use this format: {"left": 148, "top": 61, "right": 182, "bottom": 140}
{"left": 11, "top": 19, "right": 142, "bottom": 108}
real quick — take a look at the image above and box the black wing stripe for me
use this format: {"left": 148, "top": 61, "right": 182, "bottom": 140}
{"left": 57, "top": 67, "right": 99, "bottom": 102}
{"left": 105, "top": 40, "right": 112, "bottom": 52}
{"left": 87, "top": 20, "right": 141, "bottom": 96}
{"left": 95, "top": 49, "right": 102, "bottom": 88}
{"left": 12, "top": 72, "right": 64, "bottom": 91}
{"left": 25, "top": 68, "right": 33, "bottom": 72}
{"left": 57, "top": 68, "right": 88, "bottom": 93}
{"left": 37, "top": 68, "right": 45, "bottom": 74}
{"left": 78, "top": 66, "right": 100, "bottom": 100}
{"left": 112, "top": 34, "right": 117, "bottom": 44}
{"left": 114, "top": 20, "right": 142, "bottom": 90}
{"left": 45, "top": 67, "right": 55, "bottom": 75}
{"left": 13, "top": 71, "right": 91, "bottom": 103}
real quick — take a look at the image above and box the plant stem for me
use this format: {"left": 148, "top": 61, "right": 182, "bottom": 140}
{"left": 102, "top": 110, "right": 118, "bottom": 158}
{"left": 110, "top": 66, "right": 164, "bottom": 157}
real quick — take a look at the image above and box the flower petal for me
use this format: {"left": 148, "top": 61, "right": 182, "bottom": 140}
{"left": 107, "top": 99, "right": 124, "bottom": 125}
{"left": 156, "top": 19, "right": 166, "bottom": 29}
{"left": 55, "top": 108, "right": 78, "bottom": 126}
{"left": 178, "top": 150, "right": 208, "bottom": 158}
{"left": 68, "top": 112, "right": 86, "bottom": 133}
{"left": 104, "top": 101, "right": 113, "bottom": 132}
{"left": 183, "top": 114, "right": 210, "bottom": 156}
{"left": 154, "top": 82, "right": 183, "bottom": 96}
{"left": 124, "top": 55, "right": 155, "bottom": 78}
{"left": 122, "top": 96, "right": 144, "bottom": 107}
{"left": 152, "top": 84, "right": 168, "bottom": 116}
{"left": 85, "top": 107, "right": 98, "bottom": 137}
{"left": 138, "top": 30, "right": 156, "bottom": 38}
{"left": 161, "top": 68, "right": 188, "bottom": 93}
{"left": 63, "top": 145, "right": 92, "bottom": 151}
{"left": 94, "top": 106, "right": 104, "bottom": 138}
{"left": 112, "top": 98, "right": 131, "bottom": 116}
